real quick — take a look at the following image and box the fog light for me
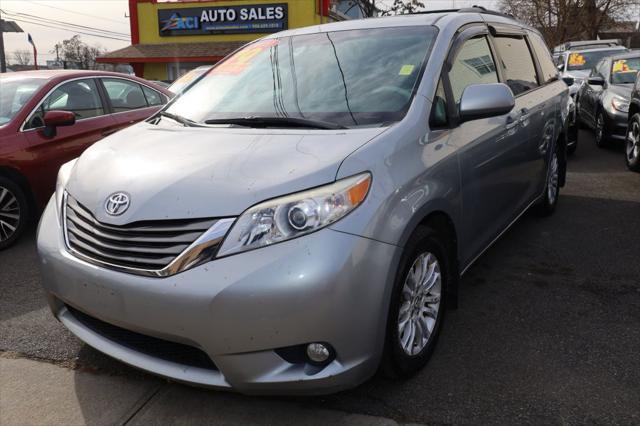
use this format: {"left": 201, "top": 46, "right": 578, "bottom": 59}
{"left": 306, "top": 343, "right": 330, "bottom": 363}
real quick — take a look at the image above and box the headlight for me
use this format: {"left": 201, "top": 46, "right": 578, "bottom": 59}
{"left": 217, "top": 172, "right": 371, "bottom": 257}
{"left": 55, "top": 158, "right": 78, "bottom": 219}
{"left": 611, "top": 96, "right": 629, "bottom": 113}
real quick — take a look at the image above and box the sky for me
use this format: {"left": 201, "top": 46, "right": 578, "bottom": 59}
{"left": 0, "top": 0, "right": 495, "bottom": 66}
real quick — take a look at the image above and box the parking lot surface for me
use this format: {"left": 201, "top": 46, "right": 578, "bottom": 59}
{"left": 1, "top": 131, "right": 639, "bottom": 424}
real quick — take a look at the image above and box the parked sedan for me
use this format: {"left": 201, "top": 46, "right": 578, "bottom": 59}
{"left": 0, "top": 70, "right": 172, "bottom": 249}
{"left": 576, "top": 52, "right": 638, "bottom": 147}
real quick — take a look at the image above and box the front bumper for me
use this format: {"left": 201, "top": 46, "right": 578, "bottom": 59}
{"left": 603, "top": 107, "right": 628, "bottom": 140}
{"left": 37, "top": 197, "right": 398, "bottom": 395}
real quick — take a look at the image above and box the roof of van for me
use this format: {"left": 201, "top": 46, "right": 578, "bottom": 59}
{"left": 264, "top": 7, "right": 528, "bottom": 39}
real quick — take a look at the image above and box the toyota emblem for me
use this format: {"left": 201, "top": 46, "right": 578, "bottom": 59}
{"left": 104, "top": 192, "right": 130, "bottom": 216}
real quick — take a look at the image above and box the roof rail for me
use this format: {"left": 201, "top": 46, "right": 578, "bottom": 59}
{"left": 403, "top": 6, "right": 515, "bottom": 19}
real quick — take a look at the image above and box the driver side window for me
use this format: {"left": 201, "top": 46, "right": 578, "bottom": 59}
{"left": 448, "top": 36, "right": 498, "bottom": 104}
{"left": 25, "top": 79, "right": 104, "bottom": 130}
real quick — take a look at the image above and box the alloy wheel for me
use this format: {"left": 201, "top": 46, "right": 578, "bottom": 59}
{"left": 398, "top": 252, "right": 442, "bottom": 356}
{"left": 0, "top": 186, "right": 21, "bottom": 243}
{"left": 548, "top": 151, "right": 559, "bottom": 204}
{"left": 627, "top": 120, "right": 639, "bottom": 164}
{"left": 595, "top": 113, "right": 604, "bottom": 145}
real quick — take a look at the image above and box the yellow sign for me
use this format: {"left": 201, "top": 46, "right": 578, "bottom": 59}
{"left": 399, "top": 64, "right": 415, "bottom": 76}
{"left": 612, "top": 59, "right": 630, "bottom": 73}
{"left": 568, "top": 53, "right": 585, "bottom": 66}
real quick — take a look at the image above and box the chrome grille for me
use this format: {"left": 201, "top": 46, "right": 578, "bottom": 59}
{"left": 64, "top": 194, "right": 219, "bottom": 273}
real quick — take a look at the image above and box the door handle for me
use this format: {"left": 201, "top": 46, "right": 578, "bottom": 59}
{"left": 505, "top": 113, "right": 520, "bottom": 130}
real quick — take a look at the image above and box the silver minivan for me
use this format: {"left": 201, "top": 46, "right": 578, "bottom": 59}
{"left": 38, "top": 8, "right": 571, "bottom": 395}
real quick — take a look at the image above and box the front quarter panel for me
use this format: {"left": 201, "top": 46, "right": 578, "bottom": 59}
{"left": 331, "top": 96, "right": 461, "bottom": 250}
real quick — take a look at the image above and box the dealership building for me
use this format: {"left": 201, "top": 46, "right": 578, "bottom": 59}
{"left": 97, "top": 0, "right": 363, "bottom": 81}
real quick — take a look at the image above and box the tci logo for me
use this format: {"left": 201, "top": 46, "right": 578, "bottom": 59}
{"left": 104, "top": 192, "right": 130, "bottom": 216}
{"left": 161, "top": 13, "right": 199, "bottom": 31}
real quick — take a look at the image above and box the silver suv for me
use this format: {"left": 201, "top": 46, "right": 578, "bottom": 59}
{"left": 38, "top": 8, "right": 571, "bottom": 395}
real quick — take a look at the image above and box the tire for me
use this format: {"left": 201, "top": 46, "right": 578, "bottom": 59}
{"left": 382, "top": 226, "right": 449, "bottom": 378}
{"left": 626, "top": 114, "right": 640, "bottom": 172}
{"left": 594, "top": 110, "right": 609, "bottom": 148}
{"left": 0, "top": 177, "right": 29, "bottom": 250}
{"left": 535, "top": 144, "right": 561, "bottom": 217}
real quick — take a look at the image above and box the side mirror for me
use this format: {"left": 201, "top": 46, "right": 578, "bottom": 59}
{"left": 562, "top": 76, "right": 575, "bottom": 86}
{"left": 41, "top": 110, "right": 75, "bottom": 138}
{"left": 587, "top": 76, "right": 605, "bottom": 86}
{"left": 459, "top": 83, "right": 515, "bottom": 123}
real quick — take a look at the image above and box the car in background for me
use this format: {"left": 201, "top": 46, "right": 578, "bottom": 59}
{"left": 556, "top": 45, "right": 628, "bottom": 98}
{"left": 0, "top": 70, "right": 172, "bottom": 249}
{"left": 167, "top": 65, "right": 213, "bottom": 94}
{"left": 627, "top": 68, "right": 640, "bottom": 172}
{"left": 552, "top": 39, "right": 621, "bottom": 57}
{"left": 576, "top": 52, "right": 639, "bottom": 148}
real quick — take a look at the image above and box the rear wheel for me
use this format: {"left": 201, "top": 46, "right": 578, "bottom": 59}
{"left": 535, "top": 144, "right": 560, "bottom": 216}
{"left": 626, "top": 114, "right": 640, "bottom": 172}
{"left": 0, "top": 177, "right": 28, "bottom": 250}
{"left": 382, "top": 226, "right": 448, "bottom": 378}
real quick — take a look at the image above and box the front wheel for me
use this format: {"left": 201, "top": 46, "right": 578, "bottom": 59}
{"left": 382, "top": 226, "right": 448, "bottom": 378}
{"left": 626, "top": 114, "right": 640, "bottom": 172}
{"left": 595, "top": 111, "right": 609, "bottom": 148}
{"left": 0, "top": 177, "right": 29, "bottom": 250}
{"left": 535, "top": 146, "right": 560, "bottom": 216}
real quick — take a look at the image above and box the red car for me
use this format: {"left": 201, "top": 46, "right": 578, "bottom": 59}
{"left": 0, "top": 70, "right": 172, "bottom": 249}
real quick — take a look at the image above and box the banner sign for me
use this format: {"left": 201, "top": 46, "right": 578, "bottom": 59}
{"left": 158, "top": 4, "right": 288, "bottom": 36}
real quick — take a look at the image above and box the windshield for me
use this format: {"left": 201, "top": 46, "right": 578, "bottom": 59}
{"left": 165, "top": 26, "right": 437, "bottom": 128}
{"left": 566, "top": 49, "right": 626, "bottom": 71}
{"left": 0, "top": 76, "right": 46, "bottom": 126}
{"left": 168, "top": 67, "right": 211, "bottom": 94}
{"left": 610, "top": 57, "right": 640, "bottom": 84}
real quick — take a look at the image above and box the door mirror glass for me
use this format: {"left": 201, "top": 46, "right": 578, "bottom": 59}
{"left": 459, "top": 83, "right": 515, "bottom": 123}
{"left": 587, "top": 76, "right": 605, "bottom": 86}
{"left": 41, "top": 110, "right": 75, "bottom": 138}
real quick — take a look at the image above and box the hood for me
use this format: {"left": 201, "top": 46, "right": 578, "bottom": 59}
{"left": 607, "top": 83, "right": 633, "bottom": 99}
{"left": 565, "top": 70, "right": 591, "bottom": 79}
{"left": 67, "top": 122, "right": 386, "bottom": 224}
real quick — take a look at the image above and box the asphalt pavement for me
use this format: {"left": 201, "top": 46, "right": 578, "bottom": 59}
{"left": 1, "top": 130, "right": 639, "bottom": 424}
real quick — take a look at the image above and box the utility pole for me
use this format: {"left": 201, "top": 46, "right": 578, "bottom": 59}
{"left": 0, "top": 9, "right": 6, "bottom": 73}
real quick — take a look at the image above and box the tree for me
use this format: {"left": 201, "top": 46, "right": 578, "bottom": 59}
{"left": 11, "top": 49, "right": 32, "bottom": 66}
{"left": 53, "top": 35, "right": 106, "bottom": 70}
{"left": 346, "top": 0, "right": 425, "bottom": 17}
{"left": 381, "top": 0, "right": 425, "bottom": 15}
{"left": 498, "top": 0, "right": 636, "bottom": 46}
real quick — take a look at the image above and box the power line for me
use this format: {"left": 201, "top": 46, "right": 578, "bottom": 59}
{"left": 1, "top": 9, "right": 130, "bottom": 37}
{"left": 25, "top": 0, "right": 130, "bottom": 27}
{"left": 4, "top": 17, "right": 130, "bottom": 42}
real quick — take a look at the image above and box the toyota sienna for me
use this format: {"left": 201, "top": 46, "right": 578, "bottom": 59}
{"left": 37, "top": 8, "right": 571, "bottom": 395}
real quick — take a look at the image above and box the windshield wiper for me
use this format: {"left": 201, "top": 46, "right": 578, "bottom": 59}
{"left": 158, "top": 111, "right": 200, "bottom": 127}
{"left": 203, "top": 116, "right": 347, "bottom": 130}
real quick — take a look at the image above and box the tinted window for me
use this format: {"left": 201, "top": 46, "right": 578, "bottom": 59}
{"left": 142, "top": 86, "right": 163, "bottom": 106}
{"left": 494, "top": 36, "right": 539, "bottom": 95}
{"left": 529, "top": 33, "right": 558, "bottom": 84}
{"left": 103, "top": 79, "right": 148, "bottom": 112}
{"left": 25, "top": 79, "right": 104, "bottom": 129}
{"left": 448, "top": 36, "right": 498, "bottom": 103}
{"left": 165, "top": 26, "right": 438, "bottom": 128}
{"left": 430, "top": 79, "right": 448, "bottom": 127}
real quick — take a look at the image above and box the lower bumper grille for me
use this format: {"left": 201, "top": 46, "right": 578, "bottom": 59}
{"left": 66, "top": 305, "right": 217, "bottom": 371}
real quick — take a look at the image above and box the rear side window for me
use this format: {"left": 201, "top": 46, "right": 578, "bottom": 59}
{"left": 142, "top": 86, "right": 164, "bottom": 106}
{"left": 529, "top": 33, "right": 558, "bottom": 84}
{"left": 102, "top": 79, "right": 148, "bottom": 112}
{"left": 494, "top": 36, "right": 539, "bottom": 95}
{"left": 448, "top": 36, "right": 499, "bottom": 103}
